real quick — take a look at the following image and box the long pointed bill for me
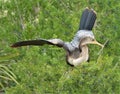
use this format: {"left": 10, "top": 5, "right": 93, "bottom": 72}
{"left": 91, "top": 40, "right": 104, "bottom": 48}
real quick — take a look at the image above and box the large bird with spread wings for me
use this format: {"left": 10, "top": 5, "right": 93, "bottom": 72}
{"left": 11, "top": 8, "right": 103, "bottom": 67}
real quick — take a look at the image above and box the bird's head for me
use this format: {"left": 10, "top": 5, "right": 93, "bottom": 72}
{"left": 80, "top": 37, "right": 103, "bottom": 47}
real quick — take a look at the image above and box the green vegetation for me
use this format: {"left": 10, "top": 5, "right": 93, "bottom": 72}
{"left": 0, "top": 0, "right": 120, "bottom": 94}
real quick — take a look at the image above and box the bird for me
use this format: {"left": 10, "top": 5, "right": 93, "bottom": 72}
{"left": 11, "top": 8, "right": 103, "bottom": 67}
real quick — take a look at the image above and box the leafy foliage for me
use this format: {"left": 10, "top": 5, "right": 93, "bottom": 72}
{"left": 0, "top": 51, "right": 19, "bottom": 91}
{"left": 0, "top": 0, "right": 120, "bottom": 94}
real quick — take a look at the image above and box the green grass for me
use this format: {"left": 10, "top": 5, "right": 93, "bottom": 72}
{"left": 0, "top": 0, "right": 120, "bottom": 94}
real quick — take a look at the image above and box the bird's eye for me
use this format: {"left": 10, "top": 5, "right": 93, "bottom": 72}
{"left": 92, "top": 39, "right": 95, "bottom": 41}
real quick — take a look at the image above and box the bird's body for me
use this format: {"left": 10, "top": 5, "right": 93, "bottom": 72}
{"left": 60, "top": 30, "right": 93, "bottom": 66}
{"left": 11, "top": 8, "right": 103, "bottom": 67}
{"left": 66, "top": 45, "right": 89, "bottom": 66}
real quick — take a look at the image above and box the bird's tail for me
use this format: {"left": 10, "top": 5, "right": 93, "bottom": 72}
{"left": 79, "top": 8, "right": 96, "bottom": 30}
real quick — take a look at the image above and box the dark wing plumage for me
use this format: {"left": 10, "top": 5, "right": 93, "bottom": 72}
{"left": 11, "top": 39, "right": 64, "bottom": 48}
{"left": 79, "top": 8, "right": 96, "bottom": 30}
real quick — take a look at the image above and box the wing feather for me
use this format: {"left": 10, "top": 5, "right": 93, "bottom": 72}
{"left": 11, "top": 39, "right": 64, "bottom": 48}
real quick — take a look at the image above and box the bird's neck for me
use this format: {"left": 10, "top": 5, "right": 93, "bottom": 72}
{"left": 80, "top": 45, "right": 89, "bottom": 61}
{"left": 67, "top": 45, "right": 89, "bottom": 66}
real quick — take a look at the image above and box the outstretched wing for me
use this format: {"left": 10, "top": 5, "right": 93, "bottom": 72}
{"left": 11, "top": 39, "right": 64, "bottom": 48}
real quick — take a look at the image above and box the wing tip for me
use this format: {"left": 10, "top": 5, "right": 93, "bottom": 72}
{"left": 10, "top": 44, "right": 17, "bottom": 48}
{"left": 10, "top": 43, "right": 21, "bottom": 48}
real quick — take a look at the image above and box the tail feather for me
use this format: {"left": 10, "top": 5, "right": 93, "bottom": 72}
{"left": 79, "top": 8, "right": 96, "bottom": 30}
{"left": 79, "top": 8, "right": 89, "bottom": 30}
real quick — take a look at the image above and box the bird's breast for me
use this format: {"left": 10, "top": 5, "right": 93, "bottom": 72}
{"left": 67, "top": 55, "right": 88, "bottom": 66}
{"left": 66, "top": 46, "right": 89, "bottom": 66}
